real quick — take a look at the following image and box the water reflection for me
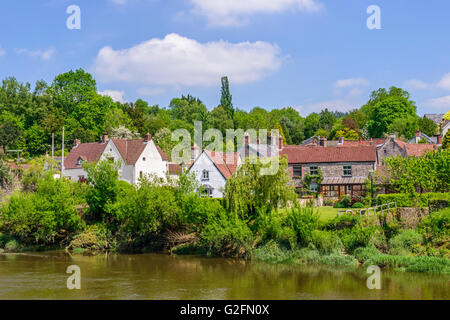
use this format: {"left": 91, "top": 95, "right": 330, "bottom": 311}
{"left": 0, "top": 252, "right": 448, "bottom": 300}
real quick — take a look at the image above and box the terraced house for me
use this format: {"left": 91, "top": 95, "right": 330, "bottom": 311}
{"left": 280, "top": 139, "right": 378, "bottom": 199}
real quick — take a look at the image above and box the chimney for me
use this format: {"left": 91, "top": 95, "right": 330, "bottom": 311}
{"left": 101, "top": 133, "right": 109, "bottom": 144}
{"left": 319, "top": 136, "right": 327, "bottom": 147}
{"left": 359, "top": 137, "right": 362, "bottom": 144}
{"left": 144, "top": 133, "right": 152, "bottom": 142}
{"left": 278, "top": 135, "right": 284, "bottom": 150}
{"left": 416, "top": 130, "right": 421, "bottom": 138}
{"left": 436, "top": 134, "right": 442, "bottom": 144}
{"left": 74, "top": 139, "right": 81, "bottom": 148}
{"left": 244, "top": 134, "right": 249, "bottom": 146}
{"left": 338, "top": 137, "right": 344, "bottom": 145}
{"left": 370, "top": 138, "right": 373, "bottom": 146}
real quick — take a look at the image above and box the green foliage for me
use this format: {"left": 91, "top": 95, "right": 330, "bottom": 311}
{"left": 384, "top": 150, "right": 450, "bottom": 194}
{"left": 220, "top": 76, "right": 234, "bottom": 118}
{"left": 311, "top": 230, "right": 343, "bottom": 254}
{"left": 0, "top": 173, "right": 85, "bottom": 245}
{"left": 418, "top": 208, "right": 450, "bottom": 247}
{"left": 0, "top": 160, "right": 13, "bottom": 189}
{"left": 224, "top": 157, "right": 296, "bottom": 222}
{"left": 338, "top": 225, "right": 380, "bottom": 253}
{"left": 287, "top": 206, "right": 320, "bottom": 246}
{"left": 388, "top": 230, "right": 423, "bottom": 255}
{"left": 201, "top": 212, "right": 253, "bottom": 258}
{"left": 352, "top": 202, "right": 365, "bottom": 209}
{"left": 84, "top": 159, "right": 121, "bottom": 222}
{"left": 377, "top": 192, "right": 450, "bottom": 208}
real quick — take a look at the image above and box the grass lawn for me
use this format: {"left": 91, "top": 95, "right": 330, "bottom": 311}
{"left": 313, "top": 206, "right": 339, "bottom": 222}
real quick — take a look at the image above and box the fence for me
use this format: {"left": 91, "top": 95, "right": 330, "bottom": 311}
{"left": 337, "top": 202, "right": 397, "bottom": 218}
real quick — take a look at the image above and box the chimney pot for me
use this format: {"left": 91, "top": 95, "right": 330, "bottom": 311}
{"left": 144, "top": 133, "right": 152, "bottom": 142}
{"left": 436, "top": 134, "right": 442, "bottom": 144}
{"left": 416, "top": 130, "right": 421, "bottom": 138}
{"left": 74, "top": 139, "right": 81, "bottom": 147}
{"left": 338, "top": 137, "right": 344, "bottom": 145}
{"left": 101, "top": 134, "right": 109, "bottom": 144}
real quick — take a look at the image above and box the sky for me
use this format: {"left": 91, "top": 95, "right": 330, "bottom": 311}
{"left": 0, "top": 0, "right": 450, "bottom": 116}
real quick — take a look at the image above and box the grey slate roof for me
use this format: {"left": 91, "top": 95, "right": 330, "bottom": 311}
{"left": 424, "top": 114, "right": 444, "bottom": 125}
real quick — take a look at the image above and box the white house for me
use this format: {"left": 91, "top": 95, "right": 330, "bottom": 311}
{"left": 64, "top": 133, "right": 168, "bottom": 184}
{"left": 189, "top": 150, "right": 242, "bottom": 198}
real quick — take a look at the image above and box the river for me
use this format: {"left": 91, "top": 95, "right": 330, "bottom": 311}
{"left": 0, "top": 251, "right": 448, "bottom": 300}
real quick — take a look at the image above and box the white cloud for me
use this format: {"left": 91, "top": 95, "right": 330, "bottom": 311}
{"left": 99, "top": 90, "right": 125, "bottom": 103}
{"left": 403, "top": 79, "right": 429, "bottom": 90}
{"left": 425, "top": 95, "right": 450, "bottom": 110}
{"left": 14, "top": 47, "right": 55, "bottom": 60}
{"left": 92, "top": 33, "right": 283, "bottom": 89}
{"left": 334, "top": 78, "right": 369, "bottom": 89}
{"left": 437, "top": 73, "right": 450, "bottom": 90}
{"left": 189, "top": 0, "right": 323, "bottom": 26}
{"left": 300, "top": 99, "right": 357, "bottom": 115}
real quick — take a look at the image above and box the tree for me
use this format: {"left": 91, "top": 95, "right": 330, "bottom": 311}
{"left": 84, "top": 159, "right": 121, "bottom": 222}
{"left": 387, "top": 116, "right": 419, "bottom": 140}
{"left": 368, "top": 95, "right": 417, "bottom": 138}
{"left": 220, "top": 76, "right": 234, "bottom": 118}
{"left": 442, "top": 131, "right": 450, "bottom": 150}
{"left": 207, "top": 106, "right": 234, "bottom": 136}
{"left": 304, "top": 113, "right": 320, "bottom": 139}
{"left": 335, "top": 128, "right": 359, "bottom": 140}
{"left": 418, "top": 116, "right": 438, "bottom": 137}
{"left": 224, "top": 157, "right": 296, "bottom": 222}
{"left": 110, "top": 126, "right": 140, "bottom": 140}
{"left": 169, "top": 95, "right": 207, "bottom": 125}
{"left": 319, "top": 108, "right": 336, "bottom": 132}
{"left": 0, "top": 112, "right": 22, "bottom": 153}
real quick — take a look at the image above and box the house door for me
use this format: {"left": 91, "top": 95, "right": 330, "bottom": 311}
{"left": 339, "top": 185, "right": 346, "bottom": 197}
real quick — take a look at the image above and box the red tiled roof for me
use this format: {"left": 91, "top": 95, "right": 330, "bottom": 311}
{"left": 112, "top": 139, "right": 168, "bottom": 165}
{"left": 64, "top": 142, "right": 108, "bottom": 169}
{"left": 205, "top": 150, "right": 240, "bottom": 179}
{"left": 405, "top": 144, "right": 438, "bottom": 157}
{"left": 280, "top": 145, "right": 377, "bottom": 164}
{"left": 168, "top": 163, "right": 182, "bottom": 175}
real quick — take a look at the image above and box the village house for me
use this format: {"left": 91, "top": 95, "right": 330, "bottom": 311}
{"left": 376, "top": 134, "right": 439, "bottom": 166}
{"left": 408, "top": 130, "right": 442, "bottom": 145}
{"left": 280, "top": 139, "right": 378, "bottom": 199}
{"left": 189, "top": 150, "right": 242, "bottom": 198}
{"left": 63, "top": 133, "right": 169, "bottom": 184}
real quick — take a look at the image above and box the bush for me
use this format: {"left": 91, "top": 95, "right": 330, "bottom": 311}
{"left": 201, "top": 212, "right": 253, "bottom": 258}
{"left": 0, "top": 173, "right": 85, "bottom": 245}
{"left": 334, "top": 196, "right": 351, "bottom": 208}
{"left": 5, "top": 239, "right": 20, "bottom": 252}
{"left": 338, "top": 225, "right": 380, "bottom": 253}
{"left": 352, "top": 202, "right": 365, "bottom": 209}
{"left": 377, "top": 192, "right": 450, "bottom": 208}
{"left": 326, "top": 214, "right": 361, "bottom": 230}
{"left": 287, "top": 206, "right": 320, "bottom": 246}
{"left": 311, "top": 230, "right": 343, "bottom": 254}
{"left": 388, "top": 230, "right": 423, "bottom": 256}
{"left": 67, "top": 224, "right": 112, "bottom": 252}
{"left": 253, "top": 209, "right": 297, "bottom": 249}
{"left": 418, "top": 208, "right": 450, "bottom": 247}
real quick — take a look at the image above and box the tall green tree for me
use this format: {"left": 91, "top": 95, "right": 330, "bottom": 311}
{"left": 220, "top": 76, "right": 234, "bottom": 119}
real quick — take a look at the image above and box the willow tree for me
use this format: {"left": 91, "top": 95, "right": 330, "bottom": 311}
{"left": 224, "top": 156, "right": 296, "bottom": 222}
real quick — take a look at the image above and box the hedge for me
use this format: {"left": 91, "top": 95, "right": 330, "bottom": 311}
{"left": 377, "top": 193, "right": 450, "bottom": 208}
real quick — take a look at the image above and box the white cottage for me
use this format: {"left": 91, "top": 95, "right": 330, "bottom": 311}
{"left": 64, "top": 133, "right": 168, "bottom": 184}
{"left": 189, "top": 150, "right": 242, "bottom": 198}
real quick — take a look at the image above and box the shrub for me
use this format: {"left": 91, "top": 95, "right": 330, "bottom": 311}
{"left": 338, "top": 225, "right": 379, "bottom": 253}
{"left": 201, "top": 212, "right": 253, "bottom": 258}
{"left": 0, "top": 160, "right": 13, "bottom": 189}
{"left": 418, "top": 208, "right": 450, "bottom": 246}
{"left": 5, "top": 239, "right": 20, "bottom": 252}
{"left": 67, "top": 224, "right": 112, "bottom": 252}
{"left": 287, "top": 206, "right": 320, "bottom": 246}
{"left": 352, "top": 202, "right": 365, "bottom": 209}
{"left": 311, "top": 230, "right": 343, "bottom": 254}
{"left": 334, "top": 196, "right": 351, "bottom": 208}
{"left": 326, "top": 214, "right": 361, "bottom": 231}
{"left": 253, "top": 209, "right": 297, "bottom": 249}
{"left": 388, "top": 230, "right": 423, "bottom": 255}
{"left": 0, "top": 174, "right": 85, "bottom": 245}
{"left": 377, "top": 192, "right": 449, "bottom": 208}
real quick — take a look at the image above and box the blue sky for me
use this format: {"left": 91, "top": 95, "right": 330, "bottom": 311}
{"left": 0, "top": 0, "right": 450, "bottom": 116}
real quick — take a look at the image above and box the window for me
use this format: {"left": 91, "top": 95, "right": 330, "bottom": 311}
{"left": 76, "top": 157, "right": 83, "bottom": 166}
{"left": 310, "top": 182, "right": 318, "bottom": 192}
{"left": 346, "top": 185, "right": 352, "bottom": 194}
{"left": 201, "top": 185, "right": 213, "bottom": 198}
{"left": 323, "top": 185, "right": 339, "bottom": 197}
{"left": 143, "top": 157, "right": 146, "bottom": 162}
{"left": 293, "top": 165, "right": 302, "bottom": 178}
{"left": 310, "top": 166, "right": 319, "bottom": 176}
{"left": 139, "top": 171, "right": 143, "bottom": 179}
{"left": 202, "top": 170, "right": 209, "bottom": 181}
{"left": 343, "top": 165, "right": 352, "bottom": 177}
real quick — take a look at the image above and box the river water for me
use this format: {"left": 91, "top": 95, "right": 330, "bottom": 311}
{"left": 0, "top": 251, "right": 448, "bottom": 300}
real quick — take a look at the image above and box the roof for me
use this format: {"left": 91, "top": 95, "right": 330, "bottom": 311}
{"left": 64, "top": 142, "right": 108, "bottom": 169}
{"left": 112, "top": 139, "right": 168, "bottom": 165}
{"left": 65, "top": 138, "right": 168, "bottom": 169}
{"left": 322, "top": 177, "right": 367, "bottom": 185}
{"left": 408, "top": 132, "right": 437, "bottom": 144}
{"left": 280, "top": 145, "right": 377, "bottom": 164}
{"left": 168, "top": 163, "right": 182, "bottom": 176}
{"left": 424, "top": 114, "right": 444, "bottom": 125}
{"left": 204, "top": 150, "right": 240, "bottom": 179}
{"left": 404, "top": 144, "right": 438, "bottom": 157}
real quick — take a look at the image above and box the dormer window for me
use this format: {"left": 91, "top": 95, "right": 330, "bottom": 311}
{"left": 202, "top": 170, "right": 209, "bottom": 181}
{"left": 76, "top": 157, "right": 83, "bottom": 166}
